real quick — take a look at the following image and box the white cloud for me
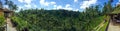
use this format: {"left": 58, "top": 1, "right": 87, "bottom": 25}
{"left": 40, "top": 0, "right": 56, "bottom": 6}
{"left": 74, "top": 0, "right": 78, "bottom": 2}
{"left": 24, "top": 0, "right": 32, "bottom": 4}
{"left": 53, "top": 5, "right": 57, "bottom": 9}
{"left": 18, "top": 6, "right": 24, "bottom": 9}
{"left": 33, "top": 5, "right": 37, "bottom": 8}
{"left": 24, "top": 4, "right": 31, "bottom": 8}
{"left": 18, "top": 0, "right": 33, "bottom": 9}
{"left": 18, "top": 4, "right": 36, "bottom": 9}
{"left": 18, "top": 6, "right": 23, "bottom": 9}
{"left": 18, "top": 0, "right": 32, "bottom": 4}
{"left": 53, "top": 5, "right": 63, "bottom": 9}
{"left": 18, "top": 0, "right": 24, "bottom": 2}
{"left": 24, "top": 4, "right": 37, "bottom": 8}
{"left": 56, "top": 5, "right": 63, "bottom": 9}
{"left": 4, "top": 5, "right": 8, "bottom": 8}
{"left": 54, "top": 5, "right": 57, "bottom": 7}
{"left": 80, "top": 0, "right": 97, "bottom": 9}
{"left": 74, "top": 9, "right": 79, "bottom": 11}
{"left": 64, "top": 4, "right": 73, "bottom": 10}
{"left": 40, "top": 0, "right": 49, "bottom": 6}
{"left": 53, "top": 4, "right": 78, "bottom": 11}
{"left": 65, "top": 4, "right": 70, "bottom": 8}
{"left": 50, "top": 2, "right": 56, "bottom": 5}
{"left": 53, "top": 4, "right": 73, "bottom": 10}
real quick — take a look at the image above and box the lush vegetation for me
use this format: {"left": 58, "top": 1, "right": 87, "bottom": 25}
{"left": 0, "top": 0, "right": 18, "bottom": 31}
{"left": 11, "top": 7, "right": 104, "bottom": 31}
{"left": 0, "top": 0, "right": 118, "bottom": 31}
{"left": 0, "top": 15, "right": 5, "bottom": 26}
{"left": 0, "top": 15, "right": 5, "bottom": 31}
{"left": 10, "top": 0, "right": 116, "bottom": 31}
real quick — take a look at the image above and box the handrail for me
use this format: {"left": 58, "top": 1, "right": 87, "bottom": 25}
{"left": 105, "top": 18, "right": 110, "bottom": 31}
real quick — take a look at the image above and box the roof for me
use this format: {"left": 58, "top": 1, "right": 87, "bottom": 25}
{"left": 0, "top": 8, "right": 4, "bottom": 10}
{"left": 0, "top": 8, "right": 13, "bottom": 13}
{"left": 112, "top": 7, "right": 120, "bottom": 14}
{"left": 111, "top": 3, "right": 120, "bottom": 14}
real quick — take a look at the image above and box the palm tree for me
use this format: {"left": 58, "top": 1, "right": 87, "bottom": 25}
{"left": 0, "top": 0, "right": 3, "bottom": 8}
{"left": 4, "top": 0, "right": 18, "bottom": 11}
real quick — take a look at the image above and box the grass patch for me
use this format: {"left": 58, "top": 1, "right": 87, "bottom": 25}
{"left": 99, "top": 22, "right": 108, "bottom": 31}
{"left": 87, "top": 16, "right": 105, "bottom": 30}
{"left": 98, "top": 16, "right": 110, "bottom": 31}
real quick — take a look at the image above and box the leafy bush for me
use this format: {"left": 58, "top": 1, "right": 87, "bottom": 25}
{"left": 11, "top": 16, "right": 28, "bottom": 31}
{"left": 0, "top": 15, "right": 5, "bottom": 31}
{"left": 0, "top": 16, "right": 5, "bottom": 26}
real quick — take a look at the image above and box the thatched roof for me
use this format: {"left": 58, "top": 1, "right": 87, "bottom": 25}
{"left": 112, "top": 8, "right": 120, "bottom": 14}
{"left": 0, "top": 8, "right": 13, "bottom": 13}
{"left": 111, "top": 2, "right": 120, "bottom": 14}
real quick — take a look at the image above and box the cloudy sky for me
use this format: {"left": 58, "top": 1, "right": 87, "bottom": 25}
{"left": 2, "top": 0, "right": 120, "bottom": 11}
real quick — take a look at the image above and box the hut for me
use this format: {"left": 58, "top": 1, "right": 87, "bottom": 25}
{"left": 109, "top": 2, "right": 120, "bottom": 23}
{"left": 0, "top": 8, "right": 13, "bottom": 18}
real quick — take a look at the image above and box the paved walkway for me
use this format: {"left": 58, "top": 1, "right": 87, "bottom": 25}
{"left": 6, "top": 18, "right": 17, "bottom": 31}
{"left": 107, "top": 20, "right": 120, "bottom": 31}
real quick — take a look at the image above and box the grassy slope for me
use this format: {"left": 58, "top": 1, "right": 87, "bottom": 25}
{"left": 93, "top": 16, "right": 104, "bottom": 27}
{"left": 98, "top": 15, "right": 110, "bottom": 31}
{"left": 89, "top": 16, "right": 105, "bottom": 31}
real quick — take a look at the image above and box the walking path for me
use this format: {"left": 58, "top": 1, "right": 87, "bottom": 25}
{"left": 6, "top": 18, "right": 17, "bottom": 31}
{"left": 107, "top": 20, "right": 120, "bottom": 31}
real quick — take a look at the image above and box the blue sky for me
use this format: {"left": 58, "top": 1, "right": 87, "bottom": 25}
{"left": 2, "top": 0, "right": 120, "bottom": 11}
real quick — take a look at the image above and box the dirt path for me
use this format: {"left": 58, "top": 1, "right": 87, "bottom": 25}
{"left": 107, "top": 20, "right": 120, "bottom": 31}
{"left": 6, "top": 18, "right": 17, "bottom": 31}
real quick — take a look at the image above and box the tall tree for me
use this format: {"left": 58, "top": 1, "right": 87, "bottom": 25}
{"left": 107, "top": 0, "right": 113, "bottom": 12}
{"left": 85, "top": 5, "right": 100, "bottom": 17}
{"left": 4, "top": 0, "right": 18, "bottom": 11}
{"left": 102, "top": 3, "right": 108, "bottom": 14}
{"left": 102, "top": 0, "right": 114, "bottom": 14}
{"left": 0, "top": 0, "right": 3, "bottom": 8}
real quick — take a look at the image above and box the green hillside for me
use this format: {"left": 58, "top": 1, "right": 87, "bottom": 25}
{"left": 10, "top": 9, "right": 105, "bottom": 31}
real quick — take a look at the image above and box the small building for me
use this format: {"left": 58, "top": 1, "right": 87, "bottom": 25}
{"left": 109, "top": 3, "right": 120, "bottom": 23}
{"left": 109, "top": 13, "right": 120, "bottom": 22}
{"left": 0, "top": 8, "right": 13, "bottom": 18}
